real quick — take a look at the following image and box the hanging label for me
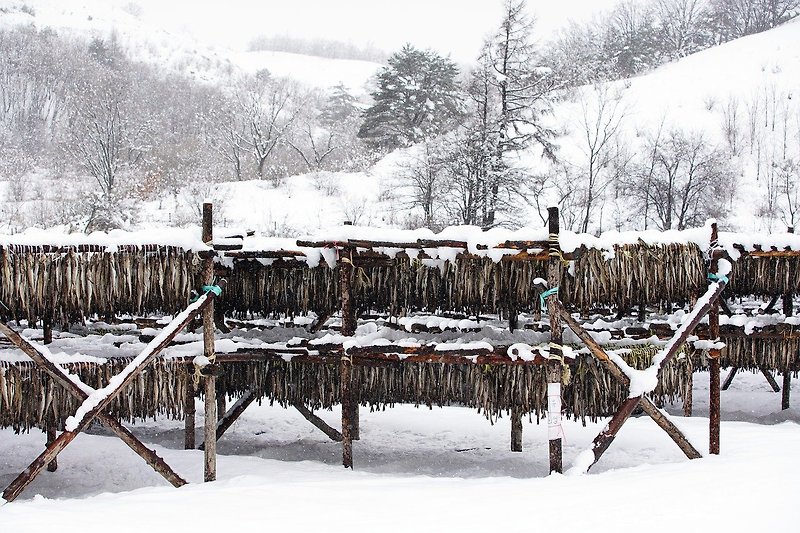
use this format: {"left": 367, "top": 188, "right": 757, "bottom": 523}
{"left": 547, "top": 382, "right": 564, "bottom": 441}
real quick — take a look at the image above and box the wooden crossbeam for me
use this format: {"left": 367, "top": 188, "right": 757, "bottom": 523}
{"left": 557, "top": 307, "right": 702, "bottom": 462}
{"left": 0, "top": 322, "right": 188, "bottom": 503}
{"left": 1, "top": 282, "right": 225, "bottom": 503}
{"left": 560, "top": 277, "right": 726, "bottom": 472}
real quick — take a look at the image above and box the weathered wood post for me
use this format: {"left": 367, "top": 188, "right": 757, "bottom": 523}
{"left": 202, "top": 202, "right": 217, "bottom": 481}
{"left": 683, "top": 355, "right": 693, "bottom": 417}
{"left": 709, "top": 222, "right": 721, "bottom": 455}
{"left": 546, "top": 206, "right": 563, "bottom": 473}
{"left": 783, "top": 226, "right": 794, "bottom": 410}
{"left": 40, "top": 316, "right": 58, "bottom": 473}
{"left": 339, "top": 246, "right": 357, "bottom": 468}
{"left": 184, "top": 364, "right": 196, "bottom": 449}
{"left": 510, "top": 407, "right": 523, "bottom": 452}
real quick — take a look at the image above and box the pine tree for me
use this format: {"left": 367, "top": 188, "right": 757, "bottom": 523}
{"left": 357, "top": 44, "right": 462, "bottom": 150}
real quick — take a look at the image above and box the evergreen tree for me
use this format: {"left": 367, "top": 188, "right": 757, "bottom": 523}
{"left": 357, "top": 44, "right": 462, "bottom": 150}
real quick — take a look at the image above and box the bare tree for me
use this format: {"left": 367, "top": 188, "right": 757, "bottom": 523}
{"left": 626, "top": 130, "right": 735, "bottom": 230}
{"left": 574, "top": 85, "right": 627, "bottom": 233}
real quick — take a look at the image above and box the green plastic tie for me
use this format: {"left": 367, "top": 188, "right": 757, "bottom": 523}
{"left": 540, "top": 286, "right": 559, "bottom": 308}
{"left": 203, "top": 284, "right": 223, "bottom": 297}
{"left": 707, "top": 273, "right": 729, "bottom": 284}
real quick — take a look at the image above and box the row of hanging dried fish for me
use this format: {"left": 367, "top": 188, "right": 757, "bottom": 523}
{"left": 690, "top": 336, "right": 800, "bottom": 374}
{"left": 0, "top": 359, "right": 190, "bottom": 433}
{"left": 219, "top": 352, "right": 690, "bottom": 422}
{"left": 0, "top": 351, "right": 690, "bottom": 431}
{"left": 0, "top": 247, "right": 201, "bottom": 322}
{"left": 219, "top": 242, "right": 706, "bottom": 317}
{"left": 727, "top": 255, "right": 800, "bottom": 297}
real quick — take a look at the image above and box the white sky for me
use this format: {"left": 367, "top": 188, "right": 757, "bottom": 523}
{"left": 130, "top": 0, "right": 622, "bottom": 63}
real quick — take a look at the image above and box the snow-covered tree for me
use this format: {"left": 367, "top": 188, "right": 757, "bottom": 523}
{"left": 357, "top": 44, "right": 462, "bottom": 150}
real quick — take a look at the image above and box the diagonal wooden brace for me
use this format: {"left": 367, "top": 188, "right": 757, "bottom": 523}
{"left": 560, "top": 278, "right": 726, "bottom": 472}
{"left": 558, "top": 307, "right": 702, "bottom": 462}
{"left": 198, "top": 389, "right": 257, "bottom": 450}
{"left": 2, "top": 281, "right": 225, "bottom": 503}
{"left": 0, "top": 322, "right": 188, "bottom": 494}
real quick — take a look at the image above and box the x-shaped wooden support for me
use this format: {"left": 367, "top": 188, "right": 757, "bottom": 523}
{"left": 561, "top": 277, "right": 727, "bottom": 472}
{"left": 1, "top": 281, "right": 225, "bottom": 503}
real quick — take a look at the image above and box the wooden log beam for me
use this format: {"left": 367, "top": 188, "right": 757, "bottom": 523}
{"left": 639, "top": 398, "right": 701, "bottom": 459}
{"left": 760, "top": 367, "right": 781, "bottom": 392}
{"left": 293, "top": 402, "right": 343, "bottom": 442}
{"left": 198, "top": 390, "right": 257, "bottom": 450}
{"left": 721, "top": 367, "right": 739, "bottom": 390}
{"left": 590, "top": 396, "right": 643, "bottom": 465}
{"left": 0, "top": 323, "right": 188, "bottom": 503}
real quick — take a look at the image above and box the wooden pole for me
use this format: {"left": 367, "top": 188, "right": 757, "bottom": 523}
{"left": 782, "top": 226, "right": 793, "bottom": 411}
{"left": 184, "top": 364, "right": 196, "bottom": 450}
{"left": 340, "top": 356, "right": 353, "bottom": 469}
{"left": 202, "top": 202, "right": 217, "bottom": 482}
{"left": 45, "top": 412, "right": 57, "bottom": 473}
{"left": 783, "top": 372, "right": 792, "bottom": 410}
{"left": 546, "top": 206, "right": 563, "bottom": 474}
{"left": 339, "top": 247, "right": 357, "bottom": 467}
{"left": 683, "top": 354, "right": 693, "bottom": 417}
{"left": 42, "top": 314, "right": 52, "bottom": 346}
{"left": 709, "top": 222, "right": 721, "bottom": 455}
{"left": 43, "top": 315, "right": 57, "bottom": 472}
{"left": 511, "top": 407, "right": 523, "bottom": 452}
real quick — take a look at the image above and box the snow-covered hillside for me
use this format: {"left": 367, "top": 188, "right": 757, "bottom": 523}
{"left": 1, "top": 0, "right": 799, "bottom": 235}
{"left": 550, "top": 17, "right": 800, "bottom": 232}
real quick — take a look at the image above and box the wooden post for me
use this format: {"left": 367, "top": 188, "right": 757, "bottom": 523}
{"left": 783, "top": 372, "right": 792, "bottom": 410}
{"left": 709, "top": 222, "right": 721, "bottom": 455}
{"left": 511, "top": 407, "right": 523, "bottom": 452}
{"left": 558, "top": 308, "right": 701, "bottom": 461}
{"left": 202, "top": 202, "right": 217, "bottom": 482}
{"left": 759, "top": 367, "right": 781, "bottom": 392}
{"left": 340, "top": 356, "right": 353, "bottom": 469}
{"left": 43, "top": 314, "right": 52, "bottom": 345}
{"left": 546, "top": 206, "right": 563, "bottom": 474}
{"left": 683, "top": 355, "right": 693, "bottom": 417}
{"left": 339, "top": 247, "right": 356, "bottom": 467}
{"left": 44, "top": 315, "right": 57, "bottom": 472}
{"left": 783, "top": 226, "right": 795, "bottom": 317}
{"left": 45, "top": 412, "right": 58, "bottom": 472}
{"left": 184, "top": 364, "right": 196, "bottom": 450}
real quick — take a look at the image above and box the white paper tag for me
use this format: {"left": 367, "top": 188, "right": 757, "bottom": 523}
{"left": 547, "top": 382, "right": 563, "bottom": 441}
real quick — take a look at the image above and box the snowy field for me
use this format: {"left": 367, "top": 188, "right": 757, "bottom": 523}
{"left": 1, "top": 370, "right": 797, "bottom": 532}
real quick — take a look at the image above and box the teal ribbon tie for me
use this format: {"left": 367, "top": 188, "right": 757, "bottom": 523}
{"left": 707, "top": 273, "right": 729, "bottom": 284}
{"left": 540, "top": 286, "right": 559, "bottom": 308}
{"left": 203, "top": 284, "right": 223, "bottom": 297}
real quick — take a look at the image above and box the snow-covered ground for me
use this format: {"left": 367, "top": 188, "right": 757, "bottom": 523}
{"left": 0, "top": 369, "right": 797, "bottom": 532}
